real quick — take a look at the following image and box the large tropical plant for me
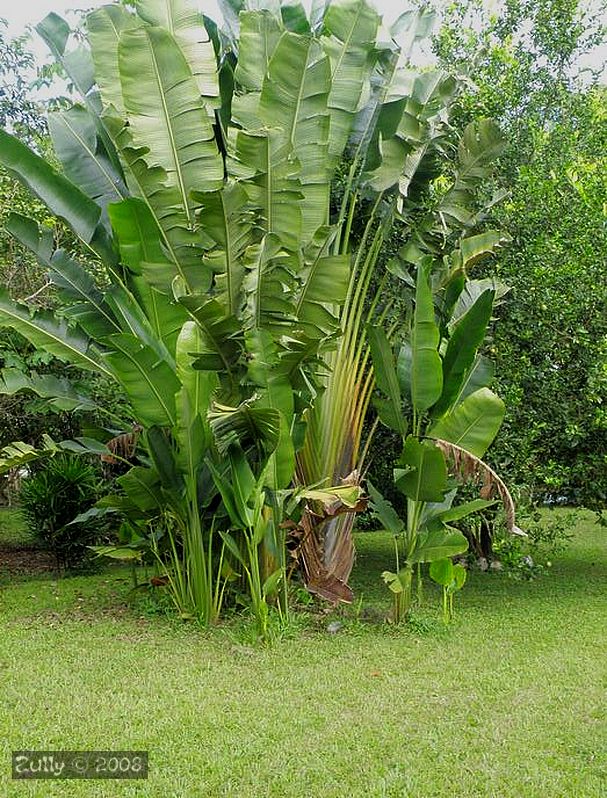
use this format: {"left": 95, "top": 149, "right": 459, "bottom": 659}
{"left": 0, "top": 0, "right": 374, "bottom": 626}
{"left": 0, "top": 0, "right": 509, "bottom": 620}
{"left": 290, "top": 6, "right": 510, "bottom": 599}
{"left": 367, "top": 259, "right": 523, "bottom": 620}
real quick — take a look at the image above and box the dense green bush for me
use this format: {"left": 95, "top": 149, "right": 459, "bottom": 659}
{"left": 19, "top": 455, "right": 103, "bottom": 568}
{"left": 365, "top": 0, "right": 607, "bottom": 508}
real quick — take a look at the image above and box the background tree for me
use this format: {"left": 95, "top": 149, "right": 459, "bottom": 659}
{"left": 0, "top": 21, "right": 129, "bottom": 510}
{"left": 376, "top": 0, "right": 607, "bottom": 509}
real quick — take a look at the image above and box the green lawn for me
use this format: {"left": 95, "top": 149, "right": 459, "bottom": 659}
{"left": 0, "top": 510, "right": 606, "bottom": 797}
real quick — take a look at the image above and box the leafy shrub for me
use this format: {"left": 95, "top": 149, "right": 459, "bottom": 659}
{"left": 491, "top": 508, "right": 577, "bottom": 580}
{"left": 19, "top": 455, "right": 103, "bottom": 569}
{"left": 430, "top": 3, "right": 607, "bottom": 508}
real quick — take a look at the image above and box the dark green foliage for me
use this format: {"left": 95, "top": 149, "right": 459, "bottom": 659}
{"left": 488, "top": 91, "right": 607, "bottom": 507}
{"left": 365, "top": 0, "right": 607, "bottom": 508}
{"left": 492, "top": 507, "right": 578, "bottom": 579}
{"left": 0, "top": 20, "right": 47, "bottom": 142}
{"left": 19, "top": 455, "right": 104, "bottom": 568}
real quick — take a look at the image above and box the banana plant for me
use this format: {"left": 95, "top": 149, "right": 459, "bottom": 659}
{"left": 367, "top": 260, "right": 519, "bottom": 621}
{"left": 429, "top": 557, "right": 467, "bottom": 624}
{"left": 0, "top": 0, "right": 511, "bottom": 619}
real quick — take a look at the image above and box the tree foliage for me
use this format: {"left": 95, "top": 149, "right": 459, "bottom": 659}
{"left": 427, "top": 0, "right": 607, "bottom": 507}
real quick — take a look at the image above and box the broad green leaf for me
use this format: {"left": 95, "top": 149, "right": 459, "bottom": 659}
{"left": 228, "top": 446, "right": 257, "bottom": 527}
{"left": 118, "top": 466, "right": 163, "bottom": 512}
{"left": 457, "top": 120, "right": 506, "bottom": 182}
{"left": 0, "top": 129, "right": 101, "bottom": 244}
{"left": 262, "top": 568, "right": 283, "bottom": 597}
{"left": 428, "top": 387, "right": 505, "bottom": 458}
{"left": 179, "top": 296, "right": 242, "bottom": 381}
{"left": 234, "top": 129, "right": 303, "bottom": 250}
{"left": 175, "top": 322, "right": 217, "bottom": 479}
{"left": 0, "top": 369, "right": 99, "bottom": 413}
{"left": 449, "top": 279, "right": 508, "bottom": 328}
{"left": 245, "top": 329, "right": 295, "bottom": 489}
{"left": 429, "top": 557, "right": 453, "bottom": 587}
{"left": 48, "top": 106, "right": 128, "bottom": 216}
{"left": 118, "top": 25, "right": 223, "bottom": 226}
{"left": 37, "top": 12, "right": 95, "bottom": 98}
{"left": 409, "top": 523, "right": 468, "bottom": 563}
{"left": 367, "top": 325, "right": 406, "bottom": 436}
{"left": 209, "top": 400, "right": 280, "bottom": 456}
{"left": 458, "top": 230, "right": 510, "bottom": 272}
{"left": 146, "top": 426, "right": 183, "bottom": 493}
{"left": 107, "top": 197, "right": 188, "bottom": 294}
{"left": 209, "top": 460, "right": 251, "bottom": 530}
{"left": 382, "top": 569, "right": 406, "bottom": 594}
{"left": 395, "top": 436, "right": 447, "bottom": 503}
{"left": 107, "top": 201, "right": 190, "bottom": 355}
{"left": 242, "top": 235, "right": 297, "bottom": 333}
{"left": 71, "top": 504, "right": 127, "bottom": 525}
{"left": 298, "top": 254, "right": 350, "bottom": 304}
{"left": 322, "top": 0, "right": 379, "bottom": 165}
{"left": 6, "top": 213, "right": 119, "bottom": 338}
{"left": 391, "top": 6, "right": 436, "bottom": 44}
{"left": 432, "top": 288, "right": 495, "bottom": 417}
{"left": 103, "top": 110, "right": 208, "bottom": 292}
{"left": 367, "top": 479, "right": 405, "bottom": 536}
{"left": 135, "top": 0, "right": 220, "bottom": 109}
{"left": 0, "top": 434, "right": 109, "bottom": 474}
{"left": 37, "top": 12, "right": 70, "bottom": 61}
{"left": 281, "top": 2, "right": 310, "bottom": 33}
{"left": 0, "top": 289, "right": 111, "bottom": 376}
{"left": 411, "top": 264, "right": 442, "bottom": 412}
{"left": 437, "top": 498, "right": 497, "bottom": 523}
{"left": 438, "top": 120, "right": 506, "bottom": 226}
{"left": 259, "top": 32, "right": 331, "bottom": 240}
{"left": 300, "top": 484, "right": 362, "bottom": 510}
{"left": 104, "top": 285, "right": 176, "bottom": 366}
{"left": 235, "top": 10, "right": 282, "bottom": 92}
{"left": 56, "top": 436, "right": 113, "bottom": 456}
{"left": 108, "top": 198, "right": 165, "bottom": 276}
{"left": 363, "top": 70, "right": 455, "bottom": 195}
{"left": 40, "top": 10, "right": 125, "bottom": 182}
{"left": 90, "top": 545, "right": 143, "bottom": 561}
{"left": 0, "top": 440, "right": 49, "bottom": 474}
{"left": 87, "top": 5, "right": 137, "bottom": 117}
{"left": 452, "top": 563, "right": 467, "bottom": 591}
{"left": 194, "top": 183, "right": 253, "bottom": 315}
{"left": 103, "top": 335, "right": 180, "bottom": 427}
{"left": 453, "top": 354, "right": 494, "bottom": 406}
{"left": 176, "top": 322, "right": 219, "bottom": 417}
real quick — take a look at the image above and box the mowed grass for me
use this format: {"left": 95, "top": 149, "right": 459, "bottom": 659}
{"left": 0, "top": 509, "right": 606, "bottom": 797}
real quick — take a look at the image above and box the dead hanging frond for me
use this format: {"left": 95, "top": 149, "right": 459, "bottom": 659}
{"left": 433, "top": 438, "right": 526, "bottom": 537}
{"left": 101, "top": 424, "right": 143, "bottom": 466}
{"left": 288, "top": 471, "right": 368, "bottom": 605}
